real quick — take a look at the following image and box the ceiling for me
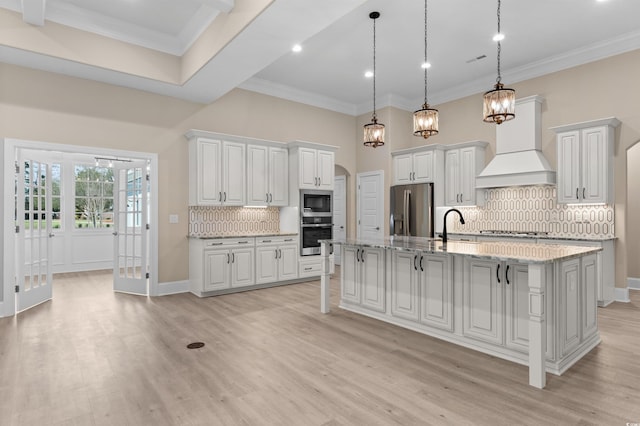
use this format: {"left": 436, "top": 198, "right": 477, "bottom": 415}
{"left": 2, "top": 0, "right": 640, "bottom": 116}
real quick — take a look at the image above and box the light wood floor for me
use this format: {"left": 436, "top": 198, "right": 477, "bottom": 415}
{"left": 1, "top": 270, "right": 639, "bottom": 426}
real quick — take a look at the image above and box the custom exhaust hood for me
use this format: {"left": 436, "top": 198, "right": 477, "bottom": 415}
{"left": 476, "top": 95, "right": 556, "bottom": 188}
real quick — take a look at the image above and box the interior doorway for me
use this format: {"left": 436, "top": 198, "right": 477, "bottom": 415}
{"left": 2, "top": 138, "right": 159, "bottom": 317}
{"left": 333, "top": 175, "right": 347, "bottom": 265}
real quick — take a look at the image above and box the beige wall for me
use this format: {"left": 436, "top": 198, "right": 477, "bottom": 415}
{"left": 0, "top": 63, "right": 357, "bottom": 284}
{"left": 627, "top": 142, "right": 640, "bottom": 279}
{"left": 2, "top": 47, "right": 640, "bottom": 289}
{"left": 354, "top": 49, "right": 640, "bottom": 290}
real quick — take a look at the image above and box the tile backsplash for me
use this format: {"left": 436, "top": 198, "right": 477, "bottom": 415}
{"left": 448, "top": 186, "right": 615, "bottom": 239}
{"left": 189, "top": 206, "right": 280, "bottom": 237}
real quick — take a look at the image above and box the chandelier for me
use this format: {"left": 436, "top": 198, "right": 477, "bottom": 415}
{"left": 363, "top": 11, "right": 385, "bottom": 148}
{"left": 413, "top": 0, "right": 439, "bottom": 139}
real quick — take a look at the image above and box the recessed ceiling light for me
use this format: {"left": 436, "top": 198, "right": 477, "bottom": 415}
{"left": 364, "top": 71, "right": 374, "bottom": 78}
{"left": 493, "top": 32, "right": 505, "bottom": 42}
{"left": 292, "top": 44, "right": 302, "bottom": 53}
{"left": 421, "top": 62, "right": 431, "bottom": 69}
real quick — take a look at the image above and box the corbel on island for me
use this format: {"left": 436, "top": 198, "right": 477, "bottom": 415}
{"left": 319, "top": 236, "right": 602, "bottom": 389}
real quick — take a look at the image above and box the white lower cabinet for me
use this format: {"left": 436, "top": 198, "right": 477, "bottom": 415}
{"left": 504, "top": 262, "right": 532, "bottom": 352}
{"left": 419, "top": 254, "right": 453, "bottom": 331}
{"left": 462, "top": 258, "right": 504, "bottom": 345}
{"left": 391, "top": 250, "right": 420, "bottom": 321}
{"left": 255, "top": 237, "right": 298, "bottom": 284}
{"left": 341, "top": 245, "right": 385, "bottom": 312}
{"left": 195, "top": 238, "right": 256, "bottom": 293}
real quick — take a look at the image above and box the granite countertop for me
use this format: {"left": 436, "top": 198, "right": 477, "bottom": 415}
{"left": 189, "top": 233, "right": 298, "bottom": 240}
{"left": 448, "top": 232, "right": 616, "bottom": 242}
{"left": 322, "top": 236, "right": 601, "bottom": 264}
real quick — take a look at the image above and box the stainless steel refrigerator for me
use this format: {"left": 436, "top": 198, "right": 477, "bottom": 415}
{"left": 389, "top": 183, "right": 434, "bottom": 237}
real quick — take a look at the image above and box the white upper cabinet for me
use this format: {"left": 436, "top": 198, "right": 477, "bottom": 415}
{"left": 288, "top": 141, "right": 338, "bottom": 204}
{"left": 552, "top": 117, "right": 620, "bottom": 204}
{"left": 247, "top": 144, "right": 289, "bottom": 206}
{"left": 187, "top": 130, "right": 290, "bottom": 207}
{"left": 188, "top": 136, "right": 245, "bottom": 206}
{"left": 294, "top": 146, "right": 335, "bottom": 190}
{"left": 391, "top": 145, "right": 444, "bottom": 185}
{"left": 444, "top": 141, "right": 487, "bottom": 206}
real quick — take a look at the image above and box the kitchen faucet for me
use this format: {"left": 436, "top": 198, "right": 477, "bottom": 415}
{"left": 442, "top": 208, "right": 465, "bottom": 244}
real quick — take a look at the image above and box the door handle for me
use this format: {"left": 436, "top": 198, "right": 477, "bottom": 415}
{"left": 497, "top": 264, "right": 501, "bottom": 284}
{"left": 49, "top": 233, "right": 55, "bottom": 238}
{"left": 506, "top": 264, "right": 510, "bottom": 285}
{"left": 112, "top": 231, "right": 118, "bottom": 236}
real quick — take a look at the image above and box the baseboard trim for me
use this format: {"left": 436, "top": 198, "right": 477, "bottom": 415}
{"left": 628, "top": 277, "right": 640, "bottom": 291}
{"left": 615, "top": 287, "right": 631, "bottom": 303}
{"left": 157, "top": 280, "right": 189, "bottom": 296}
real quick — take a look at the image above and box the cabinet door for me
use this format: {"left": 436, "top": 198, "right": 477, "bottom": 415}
{"left": 269, "top": 147, "right": 289, "bottom": 206}
{"left": 255, "top": 245, "right": 278, "bottom": 284}
{"left": 581, "top": 127, "right": 607, "bottom": 203}
{"left": 581, "top": 254, "right": 598, "bottom": 339}
{"left": 361, "top": 247, "right": 385, "bottom": 312}
{"left": 444, "top": 149, "right": 460, "bottom": 205}
{"left": 459, "top": 147, "right": 476, "bottom": 205}
{"left": 298, "top": 148, "right": 318, "bottom": 188}
{"left": 197, "top": 139, "right": 222, "bottom": 205}
{"left": 204, "top": 250, "right": 229, "bottom": 291}
{"left": 317, "top": 150, "right": 335, "bottom": 190}
{"left": 341, "top": 245, "right": 360, "bottom": 304}
{"left": 504, "top": 263, "right": 530, "bottom": 352}
{"left": 557, "top": 131, "right": 581, "bottom": 203}
{"left": 278, "top": 244, "right": 299, "bottom": 281}
{"left": 420, "top": 254, "right": 453, "bottom": 331}
{"left": 559, "top": 258, "right": 580, "bottom": 356}
{"left": 246, "top": 145, "right": 269, "bottom": 206}
{"left": 391, "top": 251, "right": 420, "bottom": 321}
{"left": 230, "top": 248, "right": 254, "bottom": 287}
{"left": 223, "top": 142, "right": 246, "bottom": 205}
{"left": 393, "top": 154, "right": 414, "bottom": 184}
{"left": 463, "top": 258, "right": 503, "bottom": 345}
{"left": 413, "top": 151, "right": 434, "bottom": 182}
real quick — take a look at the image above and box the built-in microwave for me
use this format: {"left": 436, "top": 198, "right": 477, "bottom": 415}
{"left": 300, "top": 190, "right": 332, "bottom": 217}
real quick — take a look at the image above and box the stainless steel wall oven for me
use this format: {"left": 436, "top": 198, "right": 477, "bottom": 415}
{"left": 300, "top": 190, "right": 332, "bottom": 255}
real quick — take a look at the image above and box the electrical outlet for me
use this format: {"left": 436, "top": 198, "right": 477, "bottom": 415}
{"left": 169, "top": 214, "right": 179, "bottom": 224}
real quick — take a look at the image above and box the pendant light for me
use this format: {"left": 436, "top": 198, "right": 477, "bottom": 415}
{"left": 413, "top": 0, "right": 439, "bottom": 139}
{"left": 364, "top": 11, "right": 385, "bottom": 148}
{"left": 483, "top": 0, "right": 515, "bottom": 124}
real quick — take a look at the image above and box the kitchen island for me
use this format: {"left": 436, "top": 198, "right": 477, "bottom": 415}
{"left": 319, "top": 236, "right": 602, "bottom": 389}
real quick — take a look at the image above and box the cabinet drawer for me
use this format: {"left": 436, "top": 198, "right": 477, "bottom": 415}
{"left": 299, "top": 260, "right": 322, "bottom": 277}
{"left": 256, "top": 236, "right": 297, "bottom": 246}
{"left": 203, "top": 238, "right": 255, "bottom": 248}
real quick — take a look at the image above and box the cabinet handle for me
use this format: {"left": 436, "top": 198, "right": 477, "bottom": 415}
{"left": 356, "top": 248, "right": 360, "bottom": 262}
{"left": 269, "top": 193, "right": 273, "bottom": 203}
{"left": 238, "top": 241, "right": 249, "bottom": 244}
{"left": 420, "top": 255, "right": 424, "bottom": 272}
{"left": 414, "top": 254, "right": 418, "bottom": 271}
{"left": 506, "top": 264, "right": 510, "bottom": 285}
{"left": 583, "top": 188, "right": 586, "bottom": 199}
{"left": 219, "top": 192, "right": 222, "bottom": 202}
{"left": 275, "top": 249, "right": 278, "bottom": 259}
{"left": 304, "top": 267, "right": 312, "bottom": 271}
{"left": 497, "top": 264, "right": 501, "bottom": 284}
{"left": 226, "top": 253, "right": 230, "bottom": 264}
{"left": 262, "top": 239, "right": 272, "bottom": 243}
{"left": 361, "top": 249, "right": 365, "bottom": 263}
{"left": 223, "top": 192, "right": 227, "bottom": 202}
{"left": 266, "top": 193, "right": 269, "bottom": 202}
{"left": 318, "top": 177, "right": 321, "bottom": 186}
{"left": 576, "top": 188, "right": 579, "bottom": 200}
{"left": 284, "top": 238, "right": 293, "bottom": 242}
{"left": 231, "top": 253, "right": 235, "bottom": 263}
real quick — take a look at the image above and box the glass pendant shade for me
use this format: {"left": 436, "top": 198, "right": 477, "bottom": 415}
{"left": 364, "top": 117, "right": 385, "bottom": 148}
{"left": 483, "top": 82, "right": 515, "bottom": 124}
{"left": 413, "top": 103, "right": 439, "bottom": 138}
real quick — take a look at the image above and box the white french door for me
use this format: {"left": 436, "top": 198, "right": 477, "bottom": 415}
{"left": 113, "top": 161, "right": 148, "bottom": 295}
{"left": 16, "top": 153, "right": 53, "bottom": 312}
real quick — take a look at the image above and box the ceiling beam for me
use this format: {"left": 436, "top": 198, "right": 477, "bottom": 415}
{"left": 196, "top": 0, "right": 234, "bottom": 14}
{"left": 21, "top": 0, "right": 46, "bottom": 26}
